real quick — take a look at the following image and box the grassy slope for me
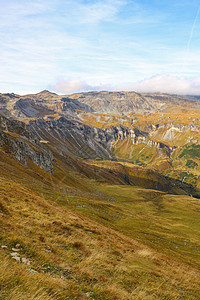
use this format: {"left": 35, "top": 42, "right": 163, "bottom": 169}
{"left": 89, "top": 108, "right": 200, "bottom": 191}
{"left": 0, "top": 148, "right": 200, "bottom": 299}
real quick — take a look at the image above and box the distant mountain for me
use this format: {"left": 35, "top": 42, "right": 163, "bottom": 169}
{"left": 0, "top": 90, "right": 200, "bottom": 195}
{"left": 1, "top": 90, "right": 200, "bottom": 121}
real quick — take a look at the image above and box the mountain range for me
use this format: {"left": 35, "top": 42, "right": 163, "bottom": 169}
{"left": 1, "top": 90, "right": 200, "bottom": 299}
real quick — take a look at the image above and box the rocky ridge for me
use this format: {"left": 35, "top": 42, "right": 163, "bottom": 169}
{"left": 1, "top": 90, "right": 200, "bottom": 192}
{"left": 0, "top": 115, "right": 53, "bottom": 173}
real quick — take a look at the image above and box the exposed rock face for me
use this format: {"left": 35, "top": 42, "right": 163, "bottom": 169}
{"left": 28, "top": 117, "right": 117, "bottom": 160}
{"left": 1, "top": 90, "right": 200, "bottom": 120}
{"left": 0, "top": 115, "right": 53, "bottom": 173}
{"left": 68, "top": 91, "right": 162, "bottom": 115}
{"left": 27, "top": 114, "right": 175, "bottom": 163}
{"left": 0, "top": 115, "right": 37, "bottom": 142}
{"left": 0, "top": 133, "right": 53, "bottom": 173}
{"left": 1, "top": 89, "right": 200, "bottom": 177}
{"left": 0, "top": 111, "right": 178, "bottom": 169}
{"left": 0, "top": 90, "right": 95, "bottom": 120}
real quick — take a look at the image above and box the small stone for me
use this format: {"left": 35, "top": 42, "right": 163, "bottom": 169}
{"left": 12, "top": 248, "right": 20, "bottom": 251}
{"left": 1, "top": 245, "right": 7, "bottom": 249}
{"left": 85, "top": 292, "right": 93, "bottom": 297}
{"left": 45, "top": 249, "right": 52, "bottom": 252}
{"left": 15, "top": 243, "right": 20, "bottom": 248}
{"left": 22, "top": 257, "right": 31, "bottom": 265}
{"left": 12, "top": 256, "right": 20, "bottom": 262}
{"left": 10, "top": 252, "right": 20, "bottom": 257}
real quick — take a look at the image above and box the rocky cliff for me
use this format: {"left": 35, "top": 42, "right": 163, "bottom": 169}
{"left": 0, "top": 115, "right": 53, "bottom": 173}
{"left": 1, "top": 90, "right": 200, "bottom": 191}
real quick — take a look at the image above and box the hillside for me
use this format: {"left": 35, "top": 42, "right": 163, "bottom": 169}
{"left": 1, "top": 90, "right": 200, "bottom": 299}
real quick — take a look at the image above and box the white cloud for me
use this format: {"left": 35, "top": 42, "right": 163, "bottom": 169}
{"left": 50, "top": 75, "right": 200, "bottom": 95}
{"left": 51, "top": 78, "right": 92, "bottom": 93}
{"left": 50, "top": 78, "right": 111, "bottom": 94}
{"left": 118, "top": 75, "right": 200, "bottom": 95}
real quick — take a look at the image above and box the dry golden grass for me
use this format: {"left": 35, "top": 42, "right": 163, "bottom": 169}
{"left": 78, "top": 106, "right": 200, "bottom": 132}
{"left": 0, "top": 172, "right": 200, "bottom": 299}
{"left": 0, "top": 115, "right": 200, "bottom": 299}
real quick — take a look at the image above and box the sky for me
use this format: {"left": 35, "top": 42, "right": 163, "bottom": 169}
{"left": 1, "top": 0, "right": 200, "bottom": 95}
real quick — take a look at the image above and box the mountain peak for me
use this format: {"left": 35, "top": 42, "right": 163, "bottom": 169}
{"left": 37, "top": 90, "right": 57, "bottom": 95}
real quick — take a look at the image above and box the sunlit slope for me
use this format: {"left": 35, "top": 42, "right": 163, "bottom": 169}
{"left": 2, "top": 90, "right": 200, "bottom": 191}
{"left": 1, "top": 154, "right": 200, "bottom": 299}
{"left": 79, "top": 107, "right": 200, "bottom": 190}
{"left": 1, "top": 91, "right": 200, "bottom": 298}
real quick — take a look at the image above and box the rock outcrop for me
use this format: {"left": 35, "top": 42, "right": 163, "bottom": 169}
{"left": 1, "top": 90, "right": 200, "bottom": 178}
{"left": 0, "top": 115, "right": 53, "bottom": 173}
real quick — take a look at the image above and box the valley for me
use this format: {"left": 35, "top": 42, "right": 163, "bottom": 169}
{"left": 0, "top": 90, "right": 200, "bottom": 299}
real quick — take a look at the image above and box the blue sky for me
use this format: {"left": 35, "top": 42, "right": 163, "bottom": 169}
{"left": 1, "top": 0, "right": 200, "bottom": 94}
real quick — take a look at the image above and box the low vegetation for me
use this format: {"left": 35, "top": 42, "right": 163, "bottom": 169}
{"left": 0, "top": 148, "right": 200, "bottom": 299}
